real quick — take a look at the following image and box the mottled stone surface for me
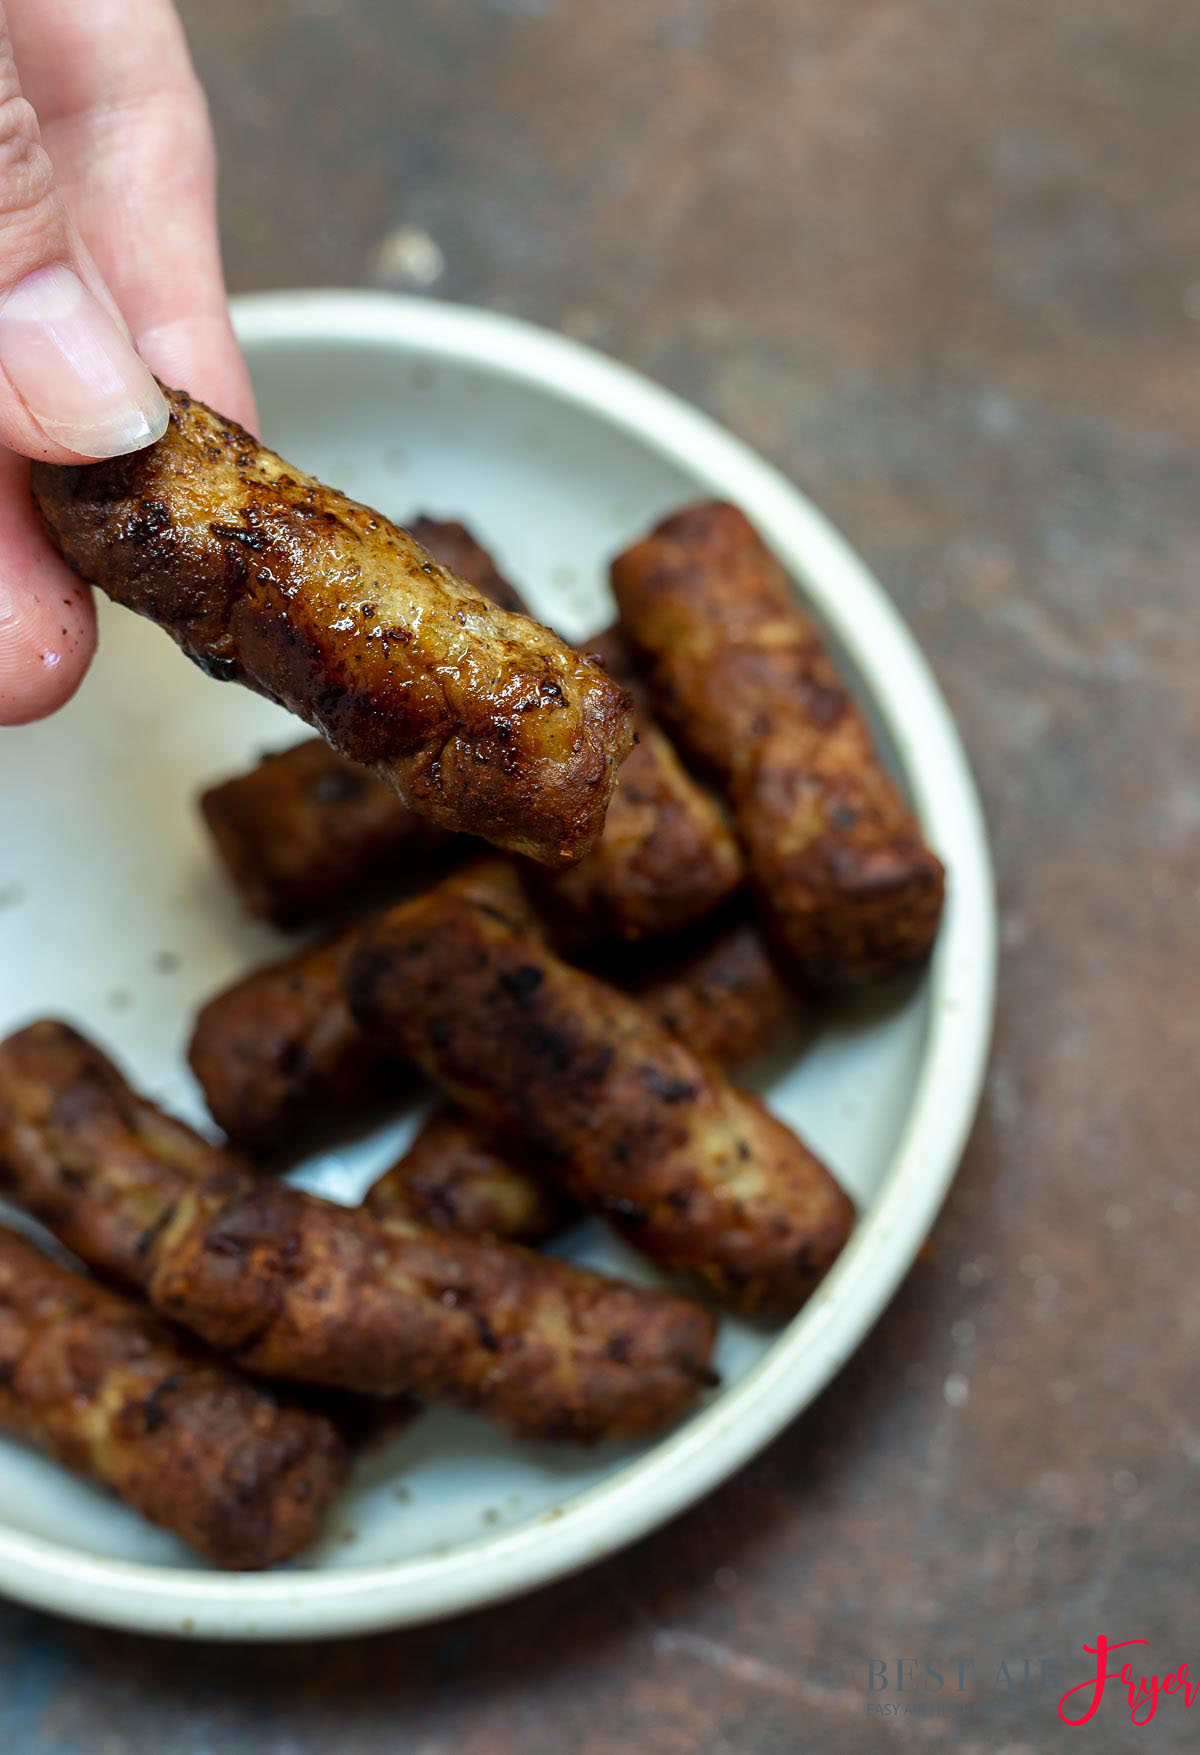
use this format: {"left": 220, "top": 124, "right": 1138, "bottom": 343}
{"left": 6, "top": 2, "right": 1199, "bottom": 1748}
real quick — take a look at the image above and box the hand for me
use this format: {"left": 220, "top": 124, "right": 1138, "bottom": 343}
{"left": 0, "top": 0, "right": 254, "bottom": 725}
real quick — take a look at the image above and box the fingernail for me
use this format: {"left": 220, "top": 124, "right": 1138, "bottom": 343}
{"left": 0, "top": 264, "right": 168, "bottom": 458}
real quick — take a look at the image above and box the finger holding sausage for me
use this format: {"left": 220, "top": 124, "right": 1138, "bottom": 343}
{"left": 30, "top": 391, "right": 636, "bottom": 867}
{"left": 0, "top": 1225, "right": 346, "bottom": 1568}
{"left": 610, "top": 501, "right": 945, "bottom": 987}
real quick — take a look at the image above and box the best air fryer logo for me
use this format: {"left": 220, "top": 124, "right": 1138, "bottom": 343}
{"left": 841, "top": 1639, "right": 1200, "bottom": 1730}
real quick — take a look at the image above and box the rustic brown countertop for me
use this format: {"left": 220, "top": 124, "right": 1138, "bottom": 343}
{"left": 6, "top": 3, "right": 1197, "bottom": 1749}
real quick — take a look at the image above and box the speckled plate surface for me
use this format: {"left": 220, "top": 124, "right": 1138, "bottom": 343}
{"left": 0, "top": 292, "right": 994, "bottom": 1638}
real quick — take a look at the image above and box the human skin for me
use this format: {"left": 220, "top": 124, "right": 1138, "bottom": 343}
{"left": 0, "top": 0, "right": 254, "bottom": 724}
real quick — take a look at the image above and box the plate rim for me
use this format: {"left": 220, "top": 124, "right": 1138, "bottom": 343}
{"left": 0, "top": 290, "right": 996, "bottom": 1639}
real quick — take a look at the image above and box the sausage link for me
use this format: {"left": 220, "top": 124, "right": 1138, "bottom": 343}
{"left": 365, "top": 912, "right": 794, "bottom": 1244}
{"left": 528, "top": 714, "right": 742, "bottom": 948}
{"left": 370, "top": 1107, "right": 574, "bottom": 1245}
{"left": 197, "top": 517, "right": 531, "bottom": 928}
{"left": 30, "top": 392, "right": 635, "bottom": 867}
{"left": 188, "top": 860, "right": 532, "bottom": 1152}
{"left": 198, "top": 515, "right": 741, "bottom": 938}
{"left": 200, "top": 740, "right": 459, "bottom": 930}
{"left": 610, "top": 501, "right": 945, "bottom": 986}
{"left": 0, "top": 1023, "right": 716, "bottom": 1443}
{"left": 0, "top": 1225, "right": 346, "bottom": 1568}
{"left": 346, "top": 887, "right": 854, "bottom": 1316}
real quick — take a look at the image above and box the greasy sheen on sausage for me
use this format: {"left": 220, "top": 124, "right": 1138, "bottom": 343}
{"left": 30, "top": 390, "right": 635, "bottom": 867}
{"left": 197, "top": 515, "right": 742, "bottom": 939}
{"left": 197, "top": 516, "right": 532, "bottom": 930}
{"left": 406, "top": 515, "right": 531, "bottom": 618}
{"left": 188, "top": 861, "right": 533, "bottom": 1153}
{"left": 610, "top": 501, "right": 946, "bottom": 986}
{"left": 346, "top": 885, "right": 854, "bottom": 1316}
{"left": 0, "top": 1225, "right": 347, "bottom": 1568}
{"left": 365, "top": 912, "right": 795, "bottom": 1244}
{"left": 0, "top": 1022, "right": 716, "bottom": 1443}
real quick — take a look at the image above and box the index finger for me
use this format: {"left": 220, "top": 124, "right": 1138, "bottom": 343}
{"left": 10, "top": 0, "right": 256, "bottom": 428}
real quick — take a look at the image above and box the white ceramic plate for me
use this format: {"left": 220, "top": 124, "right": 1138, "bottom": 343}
{"left": 0, "top": 292, "right": 994, "bottom": 1639}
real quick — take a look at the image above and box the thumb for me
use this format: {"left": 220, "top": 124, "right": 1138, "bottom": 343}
{"left": 0, "top": 21, "right": 168, "bottom": 463}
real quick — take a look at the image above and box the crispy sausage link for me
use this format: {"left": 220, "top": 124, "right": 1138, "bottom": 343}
{"left": 188, "top": 928, "right": 409, "bottom": 1155}
{"left": 198, "top": 515, "right": 741, "bottom": 937}
{"left": 347, "top": 891, "right": 854, "bottom": 1315}
{"left": 610, "top": 501, "right": 945, "bottom": 985}
{"left": 145, "top": 1176, "right": 715, "bottom": 1442}
{"left": 528, "top": 716, "right": 743, "bottom": 947}
{"left": 30, "top": 391, "right": 635, "bottom": 867}
{"left": 407, "top": 516, "right": 531, "bottom": 616}
{"left": 188, "top": 860, "right": 532, "bottom": 1152}
{"left": 417, "top": 524, "right": 743, "bottom": 943}
{"left": 369, "top": 1107, "right": 573, "bottom": 1244}
{"left": 365, "top": 913, "right": 794, "bottom": 1244}
{"left": 0, "top": 1023, "right": 716, "bottom": 1442}
{"left": 0, "top": 1226, "right": 346, "bottom": 1567}
{"left": 197, "top": 517, "right": 532, "bottom": 929}
{"left": 0, "top": 1020, "right": 240, "bottom": 1286}
{"left": 620, "top": 913, "right": 795, "bottom": 1072}
{"left": 200, "top": 742, "right": 461, "bottom": 931}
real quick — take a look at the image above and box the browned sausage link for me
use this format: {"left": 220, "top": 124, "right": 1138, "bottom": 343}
{"left": 188, "top": 860, "right": 532, "bottom": 1153}
{"left": 527, "top": 715, "right": 743, "bottom": 948}
{"left": 346, "top": 891, "right": 854, "bottom": 1316}
{"left": 0, "top": 1225, "right": 347, "bottom": 1567}
{"left": 365, "top": 912, "right": 795, "bottom": 1243}
{"left": 407, "top": 516, "right": 531, "bottom": 617}
{"left": 0, "top": 1021, "right": 243, "bottom": 1287}
{"left": 30, "top": 391, "right": 635, "bottom": 867}
{"left": 610, "top": 502, "right": 946, "bottom": 987}
{"left": 200, "top": 740, "right": 459, "bottom": 930}
{"left": 415, "top": 526, "right": 743, "bottom": 943}
{"left": 0, "top": 1023, "right": 716, "bottom": 1442}
{"left": 197, "top": 517, "right": 534, "bottom": 930}
{"left": 188, "top": 927, "right": 409, "bottom": 1155}
{"left": 372, "top": 1107, "right": 574, "bottom": 1244}
{"left": 613, "top": 911, "right": 796, "bottom": 1072}
{"left": 197, "top": 515, "right": 742, "bottom": 938}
